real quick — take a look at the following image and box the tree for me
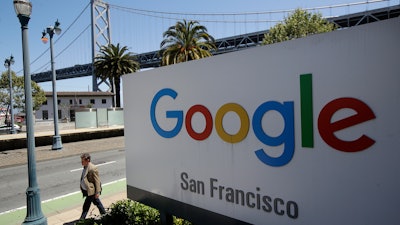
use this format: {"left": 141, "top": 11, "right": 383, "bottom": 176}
{"left": 0, "top": 71, "right": 46, "bottom": 112}
{"left": 160, "top": 20, "right": 216, "bottom": 66}
{"left": 94, "top": 43, "right": 140, "bottom": 108}
{"left": 262, "top": 9, "right": 337, "bottom": 45}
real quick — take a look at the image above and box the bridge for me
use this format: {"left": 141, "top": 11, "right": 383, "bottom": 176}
{"left": 30, "top": 4, "right": 400, "bottom": 84}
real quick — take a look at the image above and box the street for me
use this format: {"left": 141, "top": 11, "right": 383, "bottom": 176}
{"left": 0, "top": 148, "right": 125, "bottom": 213}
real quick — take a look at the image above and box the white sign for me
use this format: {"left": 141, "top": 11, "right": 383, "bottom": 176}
{"left": 124, "top": 17, "right": 400, "bottom": 225}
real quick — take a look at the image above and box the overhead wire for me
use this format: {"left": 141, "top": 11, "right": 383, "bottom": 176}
{"left": 20, "top": 2, "right": 91, "bottom": 74}
{"left": 33, "top": 25, "right": 91, "bottom": 73}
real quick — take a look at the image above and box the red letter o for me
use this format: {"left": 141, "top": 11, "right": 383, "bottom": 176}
{"left": 185, "top": 105, "right": 213, "bottom": 140}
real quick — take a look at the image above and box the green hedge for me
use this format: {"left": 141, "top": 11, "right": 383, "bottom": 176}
{"left": 76, "top": 199, "right": 193, "bottom": 225}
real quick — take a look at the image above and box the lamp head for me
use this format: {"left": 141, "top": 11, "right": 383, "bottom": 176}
{"left": 41, "top": 30, "right": 48, "bottom": 44}
{"left": 10, "top": 55, "right": 15, "bottom": 65}
{"left": 13, "top": 0, "right": 32, "bottom": 17}
{"left": 4, "top": 55, "right": 15, "bottom": 68}
{"left": 55, "top": 19, "right": 60, "bottom": 28}
{"left": 54, "top": 19, "right": 62, "bottom": 35}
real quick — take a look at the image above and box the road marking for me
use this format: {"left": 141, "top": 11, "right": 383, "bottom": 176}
{"left": 0, "top": 178, "right": 126, "bottom": 216}
{"left": 70, "top": 161, "right": 116, "bottom": 172}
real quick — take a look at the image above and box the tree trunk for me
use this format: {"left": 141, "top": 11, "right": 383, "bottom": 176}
{"left": 115, "top": 77, "right": 121, "bottom": 108}
{"left": 109, "top": 78, "right": 115, "bottom": 108}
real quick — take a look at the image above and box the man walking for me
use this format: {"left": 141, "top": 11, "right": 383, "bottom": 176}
{"left": 79, "top": 153, "right": 106, "bottom": 220}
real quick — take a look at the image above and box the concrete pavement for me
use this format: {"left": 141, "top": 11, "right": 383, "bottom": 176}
{"left": 0, "top": 122, "right": 127, "bottom": 224}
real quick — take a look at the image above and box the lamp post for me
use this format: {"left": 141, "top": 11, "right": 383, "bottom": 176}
{"left": 14, "top": 0, "right": 47, "bottom": 224}
{"left": 41, "top": 20, "right": 63, "bottom": 150}
{"left": 4, "top": 55, "right": 16, "bottom": 134}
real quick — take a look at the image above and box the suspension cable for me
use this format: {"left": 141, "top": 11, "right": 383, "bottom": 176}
{"left": 108, "top": 0, "right": 388, "bottom": 19}
{"left": 26, "top": 0, "right": 390, "bottom": 74}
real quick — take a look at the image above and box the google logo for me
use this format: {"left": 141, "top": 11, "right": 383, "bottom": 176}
{"left": 150, "top": 74, "right": 376, "bottom": 167}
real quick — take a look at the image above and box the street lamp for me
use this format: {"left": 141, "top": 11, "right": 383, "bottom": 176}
{"left": 4, "top": 55, "right": 16, "bottom": 134}
{"left": 41, "top": 20, "right": 63, "bottom": 150}
{"left": 14, "top": 0, "right": 48, "bottom": 224}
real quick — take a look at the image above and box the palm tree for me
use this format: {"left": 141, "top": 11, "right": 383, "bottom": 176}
{"left": 94, "top": 43, "right": 140, "bottom": 107}
{"left": 160, "top": 20, "right": 216, "bottom": 66}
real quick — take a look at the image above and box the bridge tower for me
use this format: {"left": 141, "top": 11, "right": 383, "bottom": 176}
{"left": 91, "top": 0, "right": 111, "bottom": 92}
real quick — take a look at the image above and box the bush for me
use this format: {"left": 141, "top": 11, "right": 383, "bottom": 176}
{"left": 173, "top": 217, "right": 193, "bottom": 225}
{"left": 76, "top": 199, "right": 193, "bottom": 225}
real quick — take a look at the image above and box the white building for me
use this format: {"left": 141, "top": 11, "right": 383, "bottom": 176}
{"left": 36, "top": 91, "right": 114, "bottom": 121}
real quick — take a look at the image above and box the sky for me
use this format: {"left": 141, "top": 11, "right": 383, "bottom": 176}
{"left": 0, "top": 0, "right": 397, "bottom": 93}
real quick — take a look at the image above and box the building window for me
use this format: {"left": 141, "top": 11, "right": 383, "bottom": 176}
{"left": 57, "top": 99, "right": 61, "bottom": 105}
{"left": 79, "top": 99, "right": 82, "bottom": 104}
{"left": 58, "top": 110, "right": 62, "bottom": 119}
{"left": 42, "top": 110, "right": 48, "bottom": 120}
{"left": 69, "top": 99, "right": 73, "bottom": 104}
{"left": 69, "top": 110, "right": 75, "bottom": 121}
{"left": 102, "top": 99, "right": 106, "bottom": 104}
{"left": 90, "top": 99, "right": 95, "bottom": 104}
{"left": 43, "top": 100, "right": 47, "bottom": 105}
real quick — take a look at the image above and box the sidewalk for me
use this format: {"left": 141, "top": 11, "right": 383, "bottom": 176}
{"left": 0, "top": 123, "right": 128, "bottom": 224}
{"left": 47, "top": 180, "right": 127, "bottom": 225}
{"left": 0, "top": 179, "right": 127, "bottom": 225}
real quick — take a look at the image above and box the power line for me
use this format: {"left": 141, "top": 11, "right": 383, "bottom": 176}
{"left": 33, "top": 25, "right": 91, "bottom": 73}
{"left": 18, "top": 2, "right": 91, "bottom": 74}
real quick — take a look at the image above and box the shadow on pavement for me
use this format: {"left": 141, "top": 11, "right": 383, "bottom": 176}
{"left": 63, "top": 220, "right": 79, "bottom": 225}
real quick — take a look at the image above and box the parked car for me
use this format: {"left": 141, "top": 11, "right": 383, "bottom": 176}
{"left": 0, "top": 124, "right": 22, "bottom": 134}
